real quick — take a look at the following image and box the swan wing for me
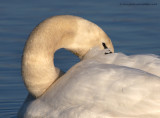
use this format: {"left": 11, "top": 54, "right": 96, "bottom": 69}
{"left": 21, "top": 60, "right": 160, "bottom": 118}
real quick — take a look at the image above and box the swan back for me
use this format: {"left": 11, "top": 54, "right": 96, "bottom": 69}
{"left": 19, "top": 49, "right": 160, "bottom": 118}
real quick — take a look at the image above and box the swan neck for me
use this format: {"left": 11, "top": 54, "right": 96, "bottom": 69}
{"left": 22, "top": 47, "right": 61, "bottom": 97}
{"left": 22, "top": 28, "right": 70, "bottom": 98}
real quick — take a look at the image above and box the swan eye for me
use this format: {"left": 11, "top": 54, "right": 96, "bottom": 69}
{"left": 102, "top": 42, "right": 112, "bottom": 54}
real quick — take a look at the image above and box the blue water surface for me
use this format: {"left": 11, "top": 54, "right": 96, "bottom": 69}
{"left": 0, "top": 0, "right": 159, "bottom": 117}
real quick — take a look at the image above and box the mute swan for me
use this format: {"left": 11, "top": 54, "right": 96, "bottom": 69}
{"left": 18, "top": 15, "right": 160, "bottom": 118}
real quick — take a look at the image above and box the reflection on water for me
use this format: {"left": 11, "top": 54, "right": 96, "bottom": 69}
{"left": 0, "top": 0, "right": 159, "bottom": 117}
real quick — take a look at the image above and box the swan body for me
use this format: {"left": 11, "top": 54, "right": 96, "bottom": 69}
{"left": 18, "top": 15, "right": 160, "bottom": 118}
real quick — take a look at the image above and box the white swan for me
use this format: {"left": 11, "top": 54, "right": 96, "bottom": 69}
{"left": 18, "top": 15, "right": 160, "bottom": 118}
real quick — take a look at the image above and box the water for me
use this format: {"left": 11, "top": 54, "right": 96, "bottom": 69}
{"left": 0, "top": 0, "right": 159, "bottom": 117}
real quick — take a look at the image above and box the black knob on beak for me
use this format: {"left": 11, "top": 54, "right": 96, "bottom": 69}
{"left": 102, "top": 42, "right": 108, "bottom": 49}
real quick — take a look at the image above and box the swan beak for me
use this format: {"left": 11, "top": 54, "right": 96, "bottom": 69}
{"left": 104, "top": 51, "right": 112, "bottom": 55}
{"left": 102, "top": 42, "right": 112, "bottom": 54}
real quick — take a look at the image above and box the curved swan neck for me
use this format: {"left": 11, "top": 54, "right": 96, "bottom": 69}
{"left": 22, "top": 16, "right": 78, "bottom": 97}
{"left": 22, "top": 15, "right": 114, "bottom": 97}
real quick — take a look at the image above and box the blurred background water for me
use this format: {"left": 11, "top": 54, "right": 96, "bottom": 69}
{"left": 0, "top": 0, "right": 159, "bottom": 117}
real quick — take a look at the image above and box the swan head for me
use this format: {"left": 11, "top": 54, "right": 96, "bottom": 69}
{"left": 60, "top": 15, "right": 114, "bottom": 59}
